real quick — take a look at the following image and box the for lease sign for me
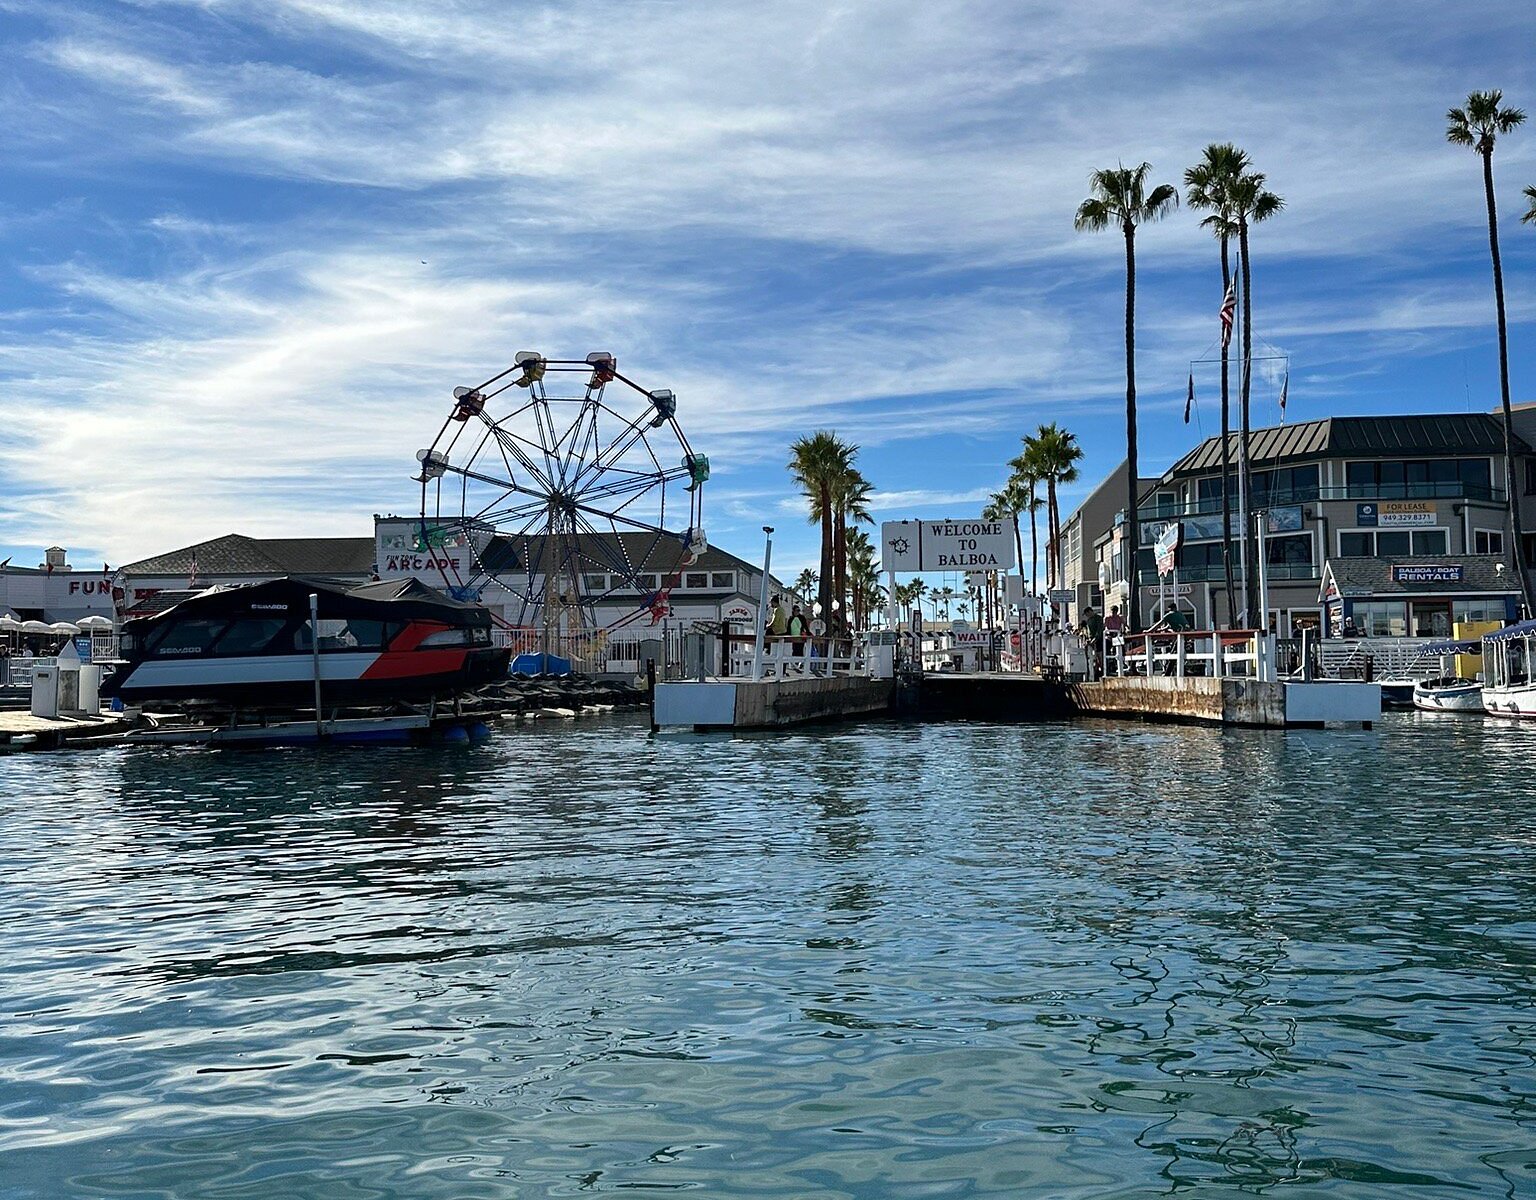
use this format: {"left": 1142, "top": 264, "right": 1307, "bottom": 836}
{"left": 881, "top": 519, "right": 1016, "bottom": 572}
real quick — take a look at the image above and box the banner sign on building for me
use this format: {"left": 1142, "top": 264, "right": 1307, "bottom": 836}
{"left": 1154, "top": 523, "right": 1183, "bottom": 576}
{"left": 1391, "top": 563, "right": 1463, "bottom": 583}
{"left": 1142, "top": 583, "right": 1194, "bottom": 597}
{"left": 1376, "top": 500, "right": 1431, "bottom": 528}
{"left": 880, "top": 520, "right": 1016, "bottom": 572}
{"left": 1267, "top": 505, "right": 1304, "bottom": 533}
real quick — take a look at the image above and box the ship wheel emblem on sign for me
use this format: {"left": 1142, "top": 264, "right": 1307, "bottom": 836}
{"left": 412, "top": 352, "right": 708, "bottom": 660}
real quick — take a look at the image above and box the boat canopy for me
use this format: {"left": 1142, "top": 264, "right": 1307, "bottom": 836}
{"left": 1421, "top": 639, "right": 1481, "bottom": 655}
{"left": 122, "top": 575, "right": 491, "bottom": 634}
{"left": 1484, "top": 619, "right": 1536, "bottom": 643}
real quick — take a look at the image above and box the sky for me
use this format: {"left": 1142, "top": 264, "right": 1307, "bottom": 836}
{"left": 2, "top": 0, "right": 1535, "bottom": 585}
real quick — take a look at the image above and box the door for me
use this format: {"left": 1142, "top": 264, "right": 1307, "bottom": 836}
{"left": 1410, "top": 601, "right": 1451, "bottom": 638}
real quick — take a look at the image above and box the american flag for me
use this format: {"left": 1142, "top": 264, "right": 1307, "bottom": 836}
{"left": 1219, "top": 277, "right": 1237, "bottom": 351}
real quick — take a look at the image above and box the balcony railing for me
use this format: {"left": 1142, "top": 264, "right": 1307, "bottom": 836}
{"left": 1138, "top": 563, "right": 1318, "bottom": 585}
{"left": 1139, "top": 481, "right": 1505, "bottom": 522}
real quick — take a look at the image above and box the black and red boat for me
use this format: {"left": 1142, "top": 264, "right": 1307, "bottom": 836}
{"left": 103, "top": 576, "right": 510, "bottom": 708}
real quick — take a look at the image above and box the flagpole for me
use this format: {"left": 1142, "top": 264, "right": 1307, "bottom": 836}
{"left": 1235, "top": 261, "right": 1250, "bottom": 628}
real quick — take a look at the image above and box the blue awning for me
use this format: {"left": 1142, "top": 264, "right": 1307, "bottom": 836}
{"left": 1485, "top": 619, "right": 1536, "bottom": 643}
{"left": 1422, "top": 640, "right": 1481, "bottom": 655}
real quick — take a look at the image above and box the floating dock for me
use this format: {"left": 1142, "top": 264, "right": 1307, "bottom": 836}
{"left": 653, "top": 675, "right": 894, "bottom": 731}
{"left": 0, "top": 709, "right": 130, "bottom": 752}
{"left": 920, "top": 673, "right": 1378, "bottom": 728}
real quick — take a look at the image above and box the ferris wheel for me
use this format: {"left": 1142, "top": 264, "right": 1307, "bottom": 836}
{"left": 413, "top": 352, "right": 708, "bottom": 651}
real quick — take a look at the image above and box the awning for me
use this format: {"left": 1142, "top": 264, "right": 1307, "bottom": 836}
{"left": 1421, "top": 640, "right": 1481, "bottom": 655}
{"left": 1485, "top": 619, "right": 1536, "bottom": 643}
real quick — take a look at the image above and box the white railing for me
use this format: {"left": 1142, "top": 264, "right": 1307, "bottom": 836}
{"left": 1317, "top": 637, "right": 1442, "bottom": 681}
{"left": 1108, "top": 630, "right": 1275, "bottom": 681}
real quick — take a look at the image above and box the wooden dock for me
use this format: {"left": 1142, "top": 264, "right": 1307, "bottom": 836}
{"left": 0, "top": 709, "right": 131, "bottom": 751}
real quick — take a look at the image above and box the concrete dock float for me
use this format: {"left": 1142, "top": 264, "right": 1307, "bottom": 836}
{"left": 653, "top": 675, "right": 894, "bottom": 731}
{"left": 0, "top": 709, "right": 130, "bottom": 751}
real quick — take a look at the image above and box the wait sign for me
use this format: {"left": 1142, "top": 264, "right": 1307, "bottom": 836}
{"left": 881, "top": 519, "right": 1016, "bottom": 572}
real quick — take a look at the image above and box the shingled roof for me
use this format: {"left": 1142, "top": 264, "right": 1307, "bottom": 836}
{"left": 1321, "top": 555, "right": 1520, "bottom": 598}
{"left": 121, "top": 535, "right": 377, "bottom": 578}
{"left": 1167, "top": 414, "right": 1532, "bottom": 480}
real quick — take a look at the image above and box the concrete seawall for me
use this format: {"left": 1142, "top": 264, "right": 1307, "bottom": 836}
{"left": 1069, "top": 676, "right": 1286, "bottom": 727}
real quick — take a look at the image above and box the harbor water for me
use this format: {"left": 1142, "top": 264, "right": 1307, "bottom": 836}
{"left": 3, "top": 715, "right": 1535, "bottom": 1198}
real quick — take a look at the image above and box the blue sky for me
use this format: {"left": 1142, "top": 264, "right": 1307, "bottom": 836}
{"left": 2, "top": 0, "right": 1535, "bottom": 583}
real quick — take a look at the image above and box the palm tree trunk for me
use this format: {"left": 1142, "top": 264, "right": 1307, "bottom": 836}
{"left": 1012, "top": 514, "right": 1024, "bottom": 597}
{"left": 1029, "top": 495, "right": 1039, "bottom": 599}
{"left": 1045, "top": 482, "right": 1058, "bottom": 591}
{"left": 1124, "top": 221, "right": 1142, "bottom": 635}
{"left": 1239, "top": 216, "right": 1257, "bottom": 627}
{"left": 833, "top": 509, "right": 847, "bottom": 634}
{"left": 818, "top": 486, "right": 834, "bottom": 629}
{"left": 1219, "top": 236, "right": 1236, "bottom": 630}
{"left": 1484, "top": 147, "right": 1535, "bottom": 616}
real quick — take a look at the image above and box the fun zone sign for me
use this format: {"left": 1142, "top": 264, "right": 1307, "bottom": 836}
{"left": 881, "top": 520, "right": 1016, "bottom": 572}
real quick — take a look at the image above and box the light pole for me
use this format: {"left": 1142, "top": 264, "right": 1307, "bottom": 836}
{"left": 749, "top": 526, "right": 774, "bottom": 681}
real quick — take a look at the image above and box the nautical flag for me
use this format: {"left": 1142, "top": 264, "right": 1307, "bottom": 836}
{"left": 1219, "top": 276, "right": 1237, "bottom": 351}
{"left": 1278, "top": 369, "right": 1289, "bottom": 422}
{"left": 1184, "top": 373, "right": 1194, "bottom": 424}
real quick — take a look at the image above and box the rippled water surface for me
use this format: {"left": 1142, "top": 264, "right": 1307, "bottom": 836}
{"left": 4, "top": 713, "right": 1536, "bottom": 1198}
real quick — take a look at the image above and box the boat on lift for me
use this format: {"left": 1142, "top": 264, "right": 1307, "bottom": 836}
{"left": 1481, "top": 619, "right": 1536, "bottom": 719}
{"left": 102, "top": 576, "right": 510, "bottom": 708}
{"left": 1410, "top": 640, "right": 1484, "bottom": 713}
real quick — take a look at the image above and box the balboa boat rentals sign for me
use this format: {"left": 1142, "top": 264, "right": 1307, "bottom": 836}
{"left": 881, "top": 519, "right": 1016, "bottom": 572}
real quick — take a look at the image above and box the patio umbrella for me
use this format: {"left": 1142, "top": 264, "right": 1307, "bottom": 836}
{"left": 50, "top": 621, "right": 82, "bottom": 636}
{"left": 0, "top": 613, "right": 21, "bottom": 632}
{"left": 77, "top": 615, "right": 114, "bottom": 630}
{"left": 21, "top": 620, "right": 52, "bottom": 635}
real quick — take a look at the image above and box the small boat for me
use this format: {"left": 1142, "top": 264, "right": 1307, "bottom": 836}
{"left": 1481, "top": 620, "right": 1536, "bottom": 719}
{"left": 1409, "top": 640, "right": 1484, "bottom": 713}
{"left": 103, "top": 576, "right": 511, "bottom": 708}
{"left": 1378, "top": 678, "right": 1418, "bottom": 709}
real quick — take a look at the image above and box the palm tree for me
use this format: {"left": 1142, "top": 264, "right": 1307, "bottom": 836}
{"left": 1020, "top": 423, "right": 1083, "bottom": 591}
{"left": 1185, "top": 143, "right": 1246, "bottom": 628}
{"left": 793, "top": 568, "right": 818, "bottom": 606}
{"left": 845, "top": 528, "right": 879, "bottom": 628}
{"left": 1226, "top": 159, "right": 1284, "bottom": 625}
{"left": 1074, "top": 164, "right": 1177, "bottom": 633}
{"left": 988, "top": 477, "right": 1032, "bottom": 597}
{"left": 1449, "top": 91, "right": 1534, "bottom": 615}
{"left": 788, "top": 432, "right": 852, "bottom": 632}
{"left": 1523, "top": 184, "right": 1536, "bottom": 224}
{"left": 1007, "top": 453, "right": 1046, "bottom": 599}
{"left": 831, "top": 466, "right": 874, "bottom": 634}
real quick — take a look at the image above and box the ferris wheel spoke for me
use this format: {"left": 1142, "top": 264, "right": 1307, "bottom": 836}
{"left": 570, "top": 411, "right": 653, "bottom": 491}
{"left": 485, "top": 420, "right": 555, "bottom": 491}
{"left": 574, "top": 468, "right": 680, "bottom": 509}
{"left": 570, "top": 496, "right": 687, "bottom": 539}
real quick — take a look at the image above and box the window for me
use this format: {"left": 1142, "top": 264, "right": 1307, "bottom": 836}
{"left": 419, "top": 626, "right": 489, "bottom": 647}
{"left": 710, "top": 571, "right": 735, "bottom": 589}
{"left": 1475, "top": 529, "right": 1505, "bottom": 555}
{"left": 1266, "top": 534, "right": 1313, "bottom": 566}
{"left": 1347, "top": 458, "right": 1494, "bottom": 498}
{"left": 1252, "top": 464, "right": 1320, "bottom": 506}
{"left": 1338, "top": 528, "right": 1447, "bottom": 556}
{"left": 581, "top": 573, "right": 608, "bottom": 592}
{"left": 146, "top": 619, "right": 228, "bottom": 656}
{"left": 1353, "top": 600, "right": 1407, "bottom": 637}
{"left": 212, "top": 618, "right": 289, "bottom": 656}
{"left": 1453, "top": 599, "right": 1506, "bottom": 625}
{"left": 1526, "top": 459, "right": 1536, "bottom": 495}
{"left": 627, "top": 573, "right": 658, "bottom": 591}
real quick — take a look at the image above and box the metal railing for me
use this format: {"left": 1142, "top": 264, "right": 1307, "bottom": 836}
{"left": 1106, "top": 630, "right": 1275, "bottom": 680}
{"left": 1140, "top": 481, "right": 1504, "bottom": 521}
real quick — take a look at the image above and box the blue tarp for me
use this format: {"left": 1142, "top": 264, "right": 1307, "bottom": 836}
{"left": 1484, "top": 619, "right": 1536, "bottom": 643}
{"left": 510, "top": 652, "right": 573, "bottom": 677}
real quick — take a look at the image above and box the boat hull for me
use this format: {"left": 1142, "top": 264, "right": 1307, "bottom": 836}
{"left": 1481, "top": 683, "right": 1536, "bottom": 719}
{"left": 1411, "top": 681, "right": 1484, "bottom": 713}
{"left": 103, "top": 646, "right": 511, "bottom": 707}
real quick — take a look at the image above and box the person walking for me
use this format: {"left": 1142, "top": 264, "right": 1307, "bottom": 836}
{"left": 1083, "top": 605, "right": 1105, "bottom": 680}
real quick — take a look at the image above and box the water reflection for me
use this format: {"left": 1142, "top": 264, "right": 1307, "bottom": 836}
{"left": 3, "top": 714, "right": 1535, "bottom": 1197}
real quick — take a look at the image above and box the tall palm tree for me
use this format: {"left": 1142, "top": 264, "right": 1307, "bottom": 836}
{"left": 1449, "top": 91, "right": 1534, "bottom": 615}
{"left": 1185, "top": 143, "right": 1246, "bottom": 627}
{"left": 1226, "top": 159, "right": 1284, "bottom": 625}
{"left": 1007, "top": 453, "right": 1046, "bottom": 598}
{"left": 831, "top": 466, "right": 874, "bottom": 634}
{"left": 1021, "top": 423, "right": 1083, "bottom": 592}
{"left": 1523, "top": 184, "right": 1536, "bottom": 224}
{"left": 1074, "top": 163, "right": 1178, "bottom": 633}
{"left": 788, "top": 432, "right": 852, "bottom": 631}
{"left": 990, "top": 477, "right": 1032, "bottom": 594}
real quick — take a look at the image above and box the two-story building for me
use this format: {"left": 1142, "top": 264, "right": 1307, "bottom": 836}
{"left": 1061, "top": 411, "right": 1536, "bottom": 636}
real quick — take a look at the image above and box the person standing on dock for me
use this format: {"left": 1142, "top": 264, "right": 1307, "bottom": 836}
{"left": 1083, "top": 606, "right": 1104, "bottom": 680}
{"left": 767, "top": 596, "right": 788, "bottom": 639}
{"left": 787, "top": 606, "right": 808, "bottom": 658}
{"left": 1103, "top": 606, "right": 1125, "bottom": 676}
